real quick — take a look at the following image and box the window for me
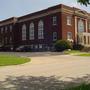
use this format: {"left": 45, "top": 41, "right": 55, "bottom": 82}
{"left": 9, "top": 36, "right": 12, "bottom": 43}
{"left": 5, "top": 26, "right": 7, "bottom": 33}
{"left": 53, "top": 32, "right": 57, "bottom": 41}
{"left": 78, "top": 19, "right": 84, "bottom": 33}
{"left": 1, "top": 27, "right": 3, "bottom": 34}
{"left": 84, "top": 36, "right": 86, "bottom": 44}
{"left": 35, "top": 45, "right": 38, "bottom": 49}
{"left": 29, "top": 22, "right": 34, "bottom": 40}
{"left": 30, "top": 45, "right": 33, "bottom": 49}
{"left": 67, "top": 32, "right": 72, "bottom": 40}
{"left": 2, "top": 39, "right": 4, "bottom": 44}
{"left": 39, "top": 44, "right": 42, "bottom": 49}
{"left": 38, "top": 20, "right": 44, "bottom": 39}
{"left": 10, "top": 25, "right": 12, "bottom": 32}
{"left": 67, "top": 16, "right": 72, "bottom": 25}
{"left": 5, "top": 37, "right": 8, "bottom": 44}
{"left": 52, "top": 16, "right": 57, "bottom": 25}
{"left": 22, "top": 24, "right": 26, "bottom": 40}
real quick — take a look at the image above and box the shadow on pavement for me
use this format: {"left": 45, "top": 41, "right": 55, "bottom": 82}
{"left": 0, "top": 74, "right": 90, "bottom": 90}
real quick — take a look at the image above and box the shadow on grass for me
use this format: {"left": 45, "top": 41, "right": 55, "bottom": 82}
{"left": 0, "top": 74, "right": 90, "bottom": 90}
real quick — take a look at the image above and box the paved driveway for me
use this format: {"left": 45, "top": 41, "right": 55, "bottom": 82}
{"left": 0, "top": 53, "right": 90, "bottom": 80}
{"left": 0, "top": 53, "right": 90, "bottom": 89}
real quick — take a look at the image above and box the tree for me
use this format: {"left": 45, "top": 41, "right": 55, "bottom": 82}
{"left": 77, "top": 0, "right": 90, "bottom": 6}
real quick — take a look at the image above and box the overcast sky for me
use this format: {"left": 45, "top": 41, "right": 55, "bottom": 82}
{"left": 0, "top": 0, "right": 90, "bottom": 21}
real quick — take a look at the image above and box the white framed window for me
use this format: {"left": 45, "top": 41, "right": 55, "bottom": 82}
{"left": 52, "top": 16, "right": 57, "bottom": 25}
{"left": 10, "top": 25, "right": 12, "bottom": 32}
{"left": 22, "top": 24, "right": 26, "bottom": 40}
{"left": 67, "top": 32, "right": 72, "bottom": 40}
{"left": 78, "top": 19, "right": 84, "bottom": 33}
{"left": 39, "top": 44, "right": 42, "bottom": 49}
{"left": 38, "top": 20, "right": 44, "bottom": 39}
{"left": 67, "top": 16, "right": 72, "bottom": 25}
{"left": 1, "top": 27, "right": 3, "bottom": 34}
{"left": 29, "top": 22, "right": 34, "bottom": 40}
{"left": 53, "top": 32, "right": 57, "bottom": 41}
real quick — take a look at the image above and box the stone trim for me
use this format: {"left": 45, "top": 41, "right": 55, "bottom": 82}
{"left": 18, "top": 9, "right": 62, "bottom": 23}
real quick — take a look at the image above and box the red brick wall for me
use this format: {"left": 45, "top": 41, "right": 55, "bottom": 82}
{"left": 61, "top": 13, "right": 75, "bottom": 40}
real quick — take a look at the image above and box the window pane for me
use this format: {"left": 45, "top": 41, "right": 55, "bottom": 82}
{"left": 78, "top": 19, "right": 84, "bottom": 33}
{"left": 53, "top": 16, "right": 57, "bottom": 25}
{"left": 67, "top": 32, "right": 72, "bottom": 40}
{"left": 53, "top": 32, "right": 57, "bottom": 41}
{"left": 38, "top": 20, "right": 44, "bottom": 39}
{"left": 22, "top": 24, "right": 26, "bottom": 40}
{"left": 29, "top": 22, "right": 34, "bottom": 40}
{"left": 67, "top": 16, "right": 72, "bottom": 25}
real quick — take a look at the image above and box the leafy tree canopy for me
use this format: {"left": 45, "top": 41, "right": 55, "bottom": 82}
{"left": 77, "top": 0, "right": 90, "bottom": 6}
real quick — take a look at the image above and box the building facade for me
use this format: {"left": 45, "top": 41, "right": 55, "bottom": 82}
{"left": 0, "top": 4, "right": 90, "bottom": 51}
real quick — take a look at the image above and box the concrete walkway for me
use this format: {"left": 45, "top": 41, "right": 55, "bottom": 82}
{"left": 0, "top": 54, "right": 90, "bottom": 80}
{"left": 0, "top": 53, "right": 90, "bottom": 89}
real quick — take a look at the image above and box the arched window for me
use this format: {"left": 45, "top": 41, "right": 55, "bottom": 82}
{"left": 22, "top": 24, "right": 26, "bottom": 40}
{"left": 38, "top": 20, "right": 44, "bottom": 39}
{"left": 78, "top": 19, "right": 84, "bottom": 33}
{"left": 29, "top": 22, "right": 34, "bottom": 40}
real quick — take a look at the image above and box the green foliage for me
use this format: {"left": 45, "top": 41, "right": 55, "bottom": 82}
{"left": 77, "top": 0, "right": 90, "bottom": 6}
{"left": 67, "top": 84, "right": 90, "bottom": 90}
{"left": 81, "top": 47, "right": 90, "bottom": 52}
{"left": 73, "top": 44, "right": 84, "bottom": 50}
{"left": 54, "top": 40, "right": 72, "bottom": 51}
{"left": 0, "top": 55, "right": 30, "bottom": 66}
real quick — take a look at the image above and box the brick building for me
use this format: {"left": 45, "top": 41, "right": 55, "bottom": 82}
{"left": 0, "top": 4, "right": 90, "bottom": 51}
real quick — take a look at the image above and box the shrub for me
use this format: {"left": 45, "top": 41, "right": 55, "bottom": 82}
{"left": 81, "top": 47, "right": 90, "bottom": 52}
{"left": 67, "top": 84, "right": 90, "bottom": 90}
{"left": 73, "top": 44, "right": 84, "bottom": 50}
{"left": 54, "top": 40, "right": 72, "bottom": 51}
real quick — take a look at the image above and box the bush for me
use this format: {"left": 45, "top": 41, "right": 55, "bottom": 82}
{"left": 81, "top": 47, "right": 90, "bottom": 52}
{"left": 67, "top": 84, "right": 90, "bottom": 90}
{"left": 73, "top": 44, "right": 84, "bottom": 50}
{"left": 54, "top": 40, "right": 72, "bottom": 51}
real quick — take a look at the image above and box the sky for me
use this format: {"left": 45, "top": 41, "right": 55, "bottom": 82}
{"left": 0, "top": 0, "right": 90, "bottom": 21}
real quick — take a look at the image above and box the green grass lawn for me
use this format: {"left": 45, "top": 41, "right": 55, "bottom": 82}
{"left": 0, "top": 55, "right": 30, "bottom": 66}
{"left": 64, "top": 50, "right": 80, "bottom": 54}
{"left": 78, "top": 53, "right": 90, "bottom": 56}
{"left": 64, "top": 50, "right": 90, "bottom": 56}
{"left": 67, "top": 84, "right": 90, "bottom": 90}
